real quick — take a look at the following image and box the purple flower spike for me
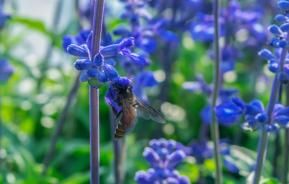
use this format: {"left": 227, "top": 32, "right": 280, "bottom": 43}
{"left": 135, "top": 139, "right": 190, "bottom": 184}
{"left": 167, "top": 150, "right": 186, "bottom": 169}
{"left": 215, "top": 97, "right": 245, "bottom": 126}
{"left": 143, "top": 147, "right": 161, "bottom": 167}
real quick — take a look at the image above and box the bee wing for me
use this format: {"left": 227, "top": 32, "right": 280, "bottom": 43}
{"left": 135, "top": 99, "right": 165, "bottom": 124}
{"left": 114, "top": 110, "right": 123, "bottom": 125}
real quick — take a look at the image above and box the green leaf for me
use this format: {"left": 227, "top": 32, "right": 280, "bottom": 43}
{"left": 10, "top": 16, "right": 51, "bottom": 36}
{"left": 61, "top": 173, "right": 89, "bottom": 184}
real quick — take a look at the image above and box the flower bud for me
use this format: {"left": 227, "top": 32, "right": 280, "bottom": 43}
{"left": 67, "top": 44, "right": 88, "bottom": 57}
{"left": 74, "top": 59, "right": 91, "bottom": 70}
{"left": 275, "top": 14, "right": 288, "bottom": 23}
{"left": 268, "top": 25, "right": 283, "bottom": 35}
{"left": 281, "top": 23, "right": 289, "bottom": 32}
{"left": 167, "top": 150, "right": 186, "bottom": 168}
{"left": 93, "top": 54, "right": 104, "bottom": 67}
{"left": 255, "top": 113, "right": 267, "bottom": 123}
{"left": 278, "top": 0, "right": 289, "bottom": 10}
{"left": 143, "top": 148, "right": 160, "bottom": 166}
{"left": 268, "top": 62, "right": 279, "bottom": 73}
{"left": 103, "top": 65, "right": 118, "bottom": 81}
{"left": 258, "top": 49, "right": 275, "bottom": 60}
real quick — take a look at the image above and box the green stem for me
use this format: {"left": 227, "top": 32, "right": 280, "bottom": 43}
{"left": 282, "top": 85, "right": 289, "bottom": 184}
{"left": 283, "top": 128, "right": 289, "bottom": 184}
{"left": 253, "top": 32, "right": 289, "bottom": 183}
{"left": 211, "top": 0, "right": 222, "bottom": 183}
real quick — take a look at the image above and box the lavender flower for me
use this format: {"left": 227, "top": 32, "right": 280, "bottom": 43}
{"left": 183, "top": 75, "right": 238, "bottom": 126}
{"left": 0, "top": 59, "right": 13, "bottom": 83}
{"left": 190, "top": 0, "right": 266, "bottom": 73}
{"left": 216, "top": 97, "right": 289, "bottom": 132}
{"left": 133, "top": 71, "right": 158, "bottom": 101}
{"left": 191, "top": 0, "right": 265, "bottom": 46}
{"left": 135, "top": 139, "right": 190, "bottom": 184}
{"left": 63, "top": 31, "right": 150, "bottom": 86}
{"left": 0, "top": 3, "right": 10, "bottom": 29}
{"left": 215, "top": 98, "right": 245, "bottom": 126}
{"left": 115, "top": 0, "right": 178, "bottom": 54}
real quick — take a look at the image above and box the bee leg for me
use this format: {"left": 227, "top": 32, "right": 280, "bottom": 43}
{"left": 115, "top": 111, "right": 123, "bottom": 124}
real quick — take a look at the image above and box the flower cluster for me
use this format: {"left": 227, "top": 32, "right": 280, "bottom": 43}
{"left": 114, "top": 0, "right": 178, "bottom": 54}
{"left": 135, "top": 139, "right": 242, "bottom": 180}
{"left": 191, "top": 0, "right": 265, "bottom": 45}
{"left": 215, "top": 0, "right": 289, "bottom": 132}
{"left": 135, "top": 139, "right": 190, "bottom": 184}
{"left": 190, "top": 0, "right": 266, "bottom": 73}
{"left": 63, "top": 30, "right": 149, "bottom": 87}
{"left": 183, "top": 75, "right": 238, "bottom": 126}
{"left": 216, "top": 97, "right": 289, "bottom": 131}
{"left": 0, "top": 59, "right": 13, "bottom": 83}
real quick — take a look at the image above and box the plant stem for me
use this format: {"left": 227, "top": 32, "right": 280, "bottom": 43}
{"left": 109, "top": 109, "right": 125, "bottom": 184}
{"left": 211, "top": 0, "right": 222, "bottom": 183}
{"left": 89, "top": 0, "right": 105, "bottom": 183}
{"left": 42, "top": 74, "right": 80, "bottom": 174}
{"left": 159, "top": 0, "right": 178, "bottom": 102}
{"left": 272, "top": 85, "right": 283, "bottom": 178}
{"left": 283, "top": 128, "right": 289, "bottom": 184}
{"left": 36, "top": 0, "right": 63, "bottom": 92}
{"left": 0, "top": 89, "right": 2, "bottom": 146}
{"left": 282, "top": 85, "right": 289, "bottom": 184}
{"left": 253, "top": 33, "right": 289, "bottom": 184}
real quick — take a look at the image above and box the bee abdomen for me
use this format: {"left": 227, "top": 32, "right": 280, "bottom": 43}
{"left": 114, "top": 122, "right": 126, "bottom": 139}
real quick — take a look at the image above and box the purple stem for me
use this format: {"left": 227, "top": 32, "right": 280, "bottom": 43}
{"left": 89, "top": 0, "right": 105, "bottom": 183}
{"left": 253, "top": 33, "right": 289, "bottom": 184}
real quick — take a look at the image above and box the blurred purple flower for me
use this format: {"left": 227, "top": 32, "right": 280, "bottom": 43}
{"left": 0, "top": 59, "right": 13, "bottom": 83}
{"left": 215, "top": 97, "right": 245, "bottom": 126}
{"left": 133, "top": 71, "right": 158, "bottom": 101}
{"left": 188, "top": 141, "right": 212, "bottom": 163}
{"left": 191, "top": 0, "right": 266, "bottom": 46}
{"left": 0, "top": 4, "right": 10, "bottom": 29}
{"left": 135, "top": 139, "right": 190, "bottom": 184}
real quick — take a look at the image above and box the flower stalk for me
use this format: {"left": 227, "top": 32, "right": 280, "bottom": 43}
{"left": 211, "top": 0, "right": 222, "bottom": 183}
{"left": 283, "top": 84, "right": 289, "bottom": 184}
{"left": 253, "top": 33, "right": 289, "bottom": 184}
{"left": 89, "top": 0, "right": 105, "bottom": 183}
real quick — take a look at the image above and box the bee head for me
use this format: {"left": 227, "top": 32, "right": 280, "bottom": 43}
{"left": 111, "top": 77, "right": 132, "bottom": 92}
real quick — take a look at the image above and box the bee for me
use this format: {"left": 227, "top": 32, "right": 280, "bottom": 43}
{"left": 106, "top": 77, "right": 165, "bottom": 139}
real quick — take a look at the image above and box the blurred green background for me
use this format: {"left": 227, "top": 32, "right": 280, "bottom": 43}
{"left": 0, "top": 0, "right": 284, "bottom": 184}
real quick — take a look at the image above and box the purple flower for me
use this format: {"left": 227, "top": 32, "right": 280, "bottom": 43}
{"left": 63, "top": 31, "right": 149, "bottom": 86}
{"left": 215, "top": 97, "right": 245, "bottom": 126}
{"left": 133, "top": 71, "right": 158, "bottom": 101}
{"left": 135, "top": 139, "right": 190, "bottom": 184}
{"left": 216, "top": 97, "right": 289, "bottom": 131}
{"left": 189, "top": 141, "right": 213, "bottom": 163}
{"left": 183, "top": 75, "right": 238, "bottom": 101}
{"left": 0, "top": 59, "right": 13, "bottom": 83}
{"left": 0, "top": 4, "right": 10, "bottom": 29}
{"left": 259, "top": 48, "right": 289, "bottom": 83}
